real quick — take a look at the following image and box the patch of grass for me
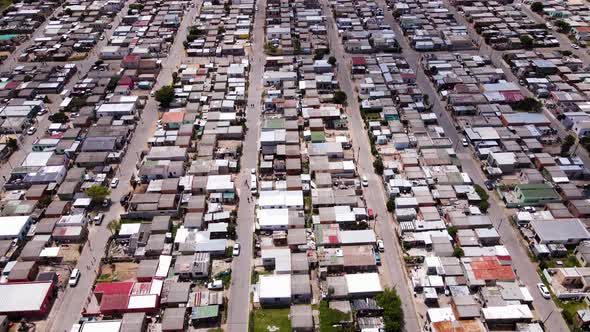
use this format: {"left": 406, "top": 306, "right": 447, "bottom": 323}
{"left": 207, "top": 329, "right": 223, "bottom": 332}
{"left": 0, "top": 0, "right": 11, "bottom": 10}
{"left": 559, "top": 299, "right": 587, "bottom": 330}
{"left": 252, "top": 308, "right": 291, "bottom": 332}
{"left": 319, "top": 300, "right": 351, "bottom": 332}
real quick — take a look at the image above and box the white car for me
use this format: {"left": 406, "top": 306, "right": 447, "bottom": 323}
{"left": 232, "top": 243, "right": 240, "bottom": 256}
{"left": 376, "top": 240, "right": 385, "bottom": 252}
{"left": 37, "top": 109, "right": 48, "bottom": 116}
{"left": 572, "top": 43, "right": 580, "bottom": 49}
{"left": 110, "top": 178, "right": 119, "bottom": 188}
{"left": 94, "top": 213, "right": 104, "bottom": 225}
{"left": 361, "top": 175, "right": 369, "bottom": 187}
{"left": 250, "top": 168, "right": 256, "bottom": 174}
{"left": 26, "top": 127, "right": 36, "bottom": 135}
{"left": 69, "top": 268, "right": 81, "bottom": 287}
{"left": 462, "top": 138, "right": 468, "bottom": 146}
{"left": 537, "top": 283, "right": 551, "bottom": 299}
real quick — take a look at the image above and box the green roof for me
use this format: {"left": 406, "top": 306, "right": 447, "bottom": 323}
{"left": 191, "top": 305, "right": 219, "bottom": 320}
{"left": 516, "top": 183, "right": 560, "bottom": 200}
{"left": 310, "top": 131, "right": 325, "bottom": 142}
{"left": 263, "top": 118, "right": 285, "bottom": 129}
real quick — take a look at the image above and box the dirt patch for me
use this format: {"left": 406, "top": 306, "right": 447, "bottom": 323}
{"left": 60, "top": 243, "right": 82, "bottom": 262}
{"left": 98, "top": 261, "right": 138, "bottom": 282}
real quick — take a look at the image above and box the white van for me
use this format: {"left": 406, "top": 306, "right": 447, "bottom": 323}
{"left": 69, "top": 268, "right": 81, "bottom": 287}
{"left": 250, "top": 175, "right": 257, "bottom": 194}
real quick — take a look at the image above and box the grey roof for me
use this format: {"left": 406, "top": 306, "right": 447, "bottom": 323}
{"left": 162, "top": 281, "right": 191, "bottom": 305}
{"left": 291, "top": 274, "right": 311, "bottom": 296}
{"left": 136, "top": 259, "right": 158, "bottom": 280}
{"left": 531, "top": 219, "right": 590, "bottom": 244}
{"left": 290, "top": 305, "right": 313, "bottom": 329}
{"left": 161, "top": 307, "right": 187, "bottom": 330}
{"left": 120, "top": 312, "right": 146, "bottom": 332}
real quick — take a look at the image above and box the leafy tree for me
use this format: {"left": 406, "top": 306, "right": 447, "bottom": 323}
{"left": 313, "top": 48, "right": 328, "bottom": 60}
{"left": 376, "top": 288, "right": 404, "bottom": 332}
{"left": 85, "top": 185, "right": 111, "bottom": 203}
{"left": 155, "top": 85, "right": 175, "bottom": 108}
{"left": 49, "top": 112, "right": 69, "bottom": 123}
{"left": 264, "top": 42, "right": 278, "bottom": 55}
{"left": 373, "top": 158, "right": 384, "bottom": 175}
{"left": 217, "top": 26, "right": 225, "bottom": 34}
{"left": 328, "top": 56, "right": 337, "bottom": 66}
{"left": 107, "top": 219, "right": 121, "bottom": 235}
{"left": 64, "top": 8, "right": 73, "bottom": 16}
{"left": 293, "top": 38, "right": 301, "bottom": 55}
{"left": 447, "top": 225, "right": 458, "bottom": 238}
{"left": 107, "top": 75, "right": 121, "bottom": 91}
{"left": 520, "top": 35, "right": 534, "bottom": 49}
{"left": 555, "top": 20, "right": 571, "bottom": 33}
{"left": 514, "top": 97, "right": 542, "bottom": 112}
{"left": 23, "top": 74, "right": 32, "bottom": 82}
{"left": 386, "top": 198, "right": 395, "bottom": 212}
{"left": 530, "top": 1, "right": 543, "bottom": 12}
{"left": 333, "top": 90, "right": 347, "bottom": 104}
{"left": 561, "top": 134, "right": 576, "bottom": 156}
{"left": 7, "top": 137, "right": 17, "bottom": 151}
{"left": 453, "top": 245, "right": 465, "bottom": 258}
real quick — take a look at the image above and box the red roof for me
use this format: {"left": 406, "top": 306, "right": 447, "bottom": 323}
{"left": 352, "top": 57, "right": 366, "bottom": 66}
{"left": 131, "top": 282, "right": 152, "bottom": 296}
{"left": 575, "top": 26, "right": 590, "bottom": 33}
{"left": 500, "top": 91, "right": 525, "bottom": 103}
{"left": 94, "top": 281, "right": 134, "bottom": 295}
{"left": 469, "top": 257, "right": 516, "bottom": 281}
{"left": 122, "top": 55, "right": 140, "bottom": 64}
{"left": 118, "top": 76, "right": 134, "bottom": 87}
{"left": 99, "top": 293, "right": 129, "bottom": 313}
{"left": 5, "top": 81, "right": 19, "bottom": 90}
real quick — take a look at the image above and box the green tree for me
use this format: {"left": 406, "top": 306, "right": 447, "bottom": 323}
{"left": 453, "top": 245, "right": 465, "bottom": 258}
{"left": 328, "top": 56, "right": 337, "bottom": 66}
{"left": 514, "top": 97, "right": 543, "bottom": 112}
{"left": 376, "top": 288, "right": 404, "bottom": 332}
{"left": 520, "top": 35, "right": 534, "bottom": 49}
{"left": 107, "top": 219, "right": 121, "bottom": 235}
{"left": 561, "top": 134, "right": 576, "bottom": 156}
{"left": 217, "top": 26, "right": 226, "bottom": 34}
{"left": 447, "top": 225, "right": 458, "bottom": 238}
{"left": 293, "top": 38, "right": 301, "bottom": 54}
{"left": 555, "top": 20, "right": 571, "bottom": 33}
{"left": 333, "top": 90, "right": 347, "bottom": 104}
{"left": 107, "top": 75, "right": 121, "bottom": 91}
{"left": 386, "top": 198, "right": 395, "bottom": 212}
{"left": 85, "top": 185, "right": 111, "bottom": 203}
{"left": 155, "top": 85, "right": 175, "bottom": 108}
{"left": 373, "top": 158, "right": 384, "bottom": 175}
{"left": 264, "top": 42, "right": 278, "bottom": 55}
{"left": 530, "top": 1, "right": 543, "bottom": 12}
{"left": 64, "top": 8, "right": 73, "bottom": 16}
{"left": 23, "top": 74, "right": 32, "bottom": 82}
{"left": 6, "top": 137, "right": 17, "bottom": 151}
{"left": 49, "top": 112, "right": 69, "bottom": 123}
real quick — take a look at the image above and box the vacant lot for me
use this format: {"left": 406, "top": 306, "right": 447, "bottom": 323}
{"left": 252, "top": 308, "right": 291, "bottom": 332}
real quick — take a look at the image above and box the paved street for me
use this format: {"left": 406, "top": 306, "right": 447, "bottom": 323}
{"left": 225, "top": 0, "right": 266, "bottom": 330}
{"left": 319, "top": 1, "right": 423, "bottom": 331}
{"left": 378, "top": 0, "right": 570, "bottom": 330}
{"left": 48, "top": 2, "right": 201, "bottom": 330}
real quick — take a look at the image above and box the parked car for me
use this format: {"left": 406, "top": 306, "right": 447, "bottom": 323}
{"left": 537, "top": 283, "right": 551, "bottom": 299}
{"left": 375, "top": 251, "right": 381, "bottom": 265}
{"left": 26, "top": 127, "right": 36, "bottom": 135}
{"left": 37, "top": 109, "right": 48, "bottom": 116}
{"left": 232, "top": 243, "right": 240, "bottom": 256}
{"left": 102, "top": 198, "right": 111, "bottom": 208}
{"left": 376, "top": 239, "right": 385, "bottom": 252}
{"left": 361, "top": 175, "right": 369, "bottom": 187}
{"left": 462, "top": 138, "right": 468, "bottom": 147}
{"left": 69, "top": 269, "right": 81, "bottom": 287}
{"left": 207, "top": 279, "right": 223, "bottom": 290}
{"left": 484, "top": 180, "right": 494, "bottom": 191}
{"left": 572, "top": 43, "right": 580, "bottom": 49}
{"left": 94, "top": 213, "right": 104, "bottom": 225}
{"left": 110, "top": 178, "right": 119, "bottom": 188}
